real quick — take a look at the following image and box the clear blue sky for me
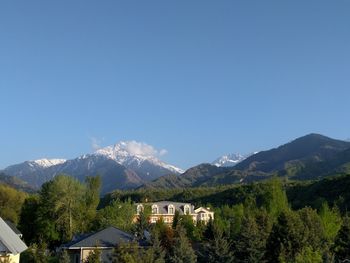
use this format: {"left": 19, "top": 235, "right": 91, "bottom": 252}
{"left": 1, "top": 0, "right": 350, "bottom": 169}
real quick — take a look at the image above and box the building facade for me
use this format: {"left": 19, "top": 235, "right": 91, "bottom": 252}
{"left": 134, "top": 201, "right": 214, "bottom": 225}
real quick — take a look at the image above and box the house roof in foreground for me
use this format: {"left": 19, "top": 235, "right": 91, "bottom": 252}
{"left": 62, "top": 227, "right": 134, "bottom": 249}
{"left": 0, "top": 217, "right": 27, "bottom": 255}
{"left": 5, "top": 220, "right": 22, "bottom": 236}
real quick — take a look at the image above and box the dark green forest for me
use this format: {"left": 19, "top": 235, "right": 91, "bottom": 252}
{"left": 2, "top": 173, "right": 350, "bottom": 262}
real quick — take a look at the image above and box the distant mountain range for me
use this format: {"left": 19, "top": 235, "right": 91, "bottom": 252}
{"left": 1, "top": 141, "right": 184, "bottom": 193}
{"left": 2, "top": 134, "right": 350, "bottom": 194}
{"left": 142, "top": 134, "right": 350, "bottom": 189}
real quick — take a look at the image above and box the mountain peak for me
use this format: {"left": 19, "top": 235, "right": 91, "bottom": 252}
{"left": 212, "top": 153, "right": 248, "bottom": 167}
{"left": 30, "top": 158, "right": 67, "bottom": 168}
{"left": 94, "top": 141, "right": 184, "bottom": 174}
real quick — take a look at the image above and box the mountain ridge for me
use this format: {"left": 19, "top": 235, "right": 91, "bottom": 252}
{"left": 142, "top": 134, "right": 350, "bottom": 189}
{"left": 2, "top": 141, "right": 183, "bottom": 193}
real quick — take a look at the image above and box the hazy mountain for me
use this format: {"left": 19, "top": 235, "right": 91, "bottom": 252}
{"left": 3, "top": 159, "right": 67, "bottom": 188}
{"left": 0, "top": 172, "right": 35, "bottom": 192}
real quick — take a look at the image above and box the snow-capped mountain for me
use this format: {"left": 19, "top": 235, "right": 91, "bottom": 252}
{"left": 3, "top": 158, "right": 67, "bottom": 188}
{"left": 2, "top": 141, "right": 184, "bottom": 193}
{"left": 31, "top": 158, "right": 67, "bottom": 168}
{"left": 94, "top": 141, "right": 184, "bottom": 177}
{"left": 212, "top": 153, "right": 251, "bottom": 167}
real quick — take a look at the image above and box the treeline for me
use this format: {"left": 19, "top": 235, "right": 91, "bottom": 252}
{"left": 102, "top": 173, "right": 350, "bottom": 212}
{"left": 1, "top": 174, "right": 350, "bottom": 262}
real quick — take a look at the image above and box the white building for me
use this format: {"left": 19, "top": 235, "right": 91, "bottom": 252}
{"left": 134, "top": 201, "right": 214, "bottom": 225}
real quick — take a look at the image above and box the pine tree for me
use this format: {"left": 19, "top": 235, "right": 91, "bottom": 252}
{"left": 295, "top": 247, "right": 322, "bottom": 263}
{"left": 172, "top": 210, "right": 180, "bottom": 229}
{"left": 134, "top": 210, "right": 150, "bottom": 240}
{"left": 150, "top": 231, "right": 165, "bottom": 263}
{"left": 333, "top": 216, "right": 350, "bottom": 262}
{"left": 153, "top": 218, "right": 174, "bottom": 251}
{"left": 168, "top": 225, "right": 197, "bottom": 263}
{"left": 111, "top": 242, "right": 140, "bottom": 263}
{"left": 234, "top": 215, "right": 265, "bottom": 263}
{"left": 204, "top": 217, "right": 215, "bottom": 240}
{"left": 265, "top": 211, "right": 304, "bottom": 262}
{"left": 207, "top": 227, "right": 234, "bottom": 263}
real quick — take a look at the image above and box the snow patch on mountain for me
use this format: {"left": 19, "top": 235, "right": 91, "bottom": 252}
{"left": 94, "top": 141, "right": 184, "bottom": 174}
{"left": 212, "top": 153, "right": 251, "bottom": 167}
{"left": 30, "top": 158, "right": 67, "bottom": 168}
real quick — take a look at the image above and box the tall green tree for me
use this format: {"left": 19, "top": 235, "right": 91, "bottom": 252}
{"left": 297, "top": 207, "right": 325, "bottom": 251}
{"left": 145, "top": 231, "right": 166, "bottom": 263}
{"left": 234, "top": 215, "right": 265, "bottom": 263}
{"left": 35, "top": 175, "right": 85, "bottom": 244}
{"left": 96, "top": 198, "right": 135, "bottom": 231}
{"left": 153, "top": 218, "right": 174, "bottom": 251}
{"left": 333, "top": 216, "right": 350, "bottom": 262}
{"left": 172, "top": 210, "right": 180, "bottom": 229}
{"left": 261, "top": 178, "right": 289, "bottom": 219}
{"left": 134, "top": 209, "right": 150, "bottom": 240}
{"left": 0, "top": 183, "right": 27, "bottom": 223}
{"left": 319, "top": 202, "right": 342, "bottom": 242}
{"left": 45, "top": 175, "right": 84, "bottom": 241}
{"left": 168, "top": 225, "right": 197, "bottom": 263}
{"left": 207, "top": 227, "right": 234, "bottom": 263}
{"left": 18, "top": 195, "right": 40, "bottom": 244}
{"left": 79, "top": 176, "right": 101, "bottom": 232}
{"left": 111, "top": 242, "right": 142, "bottom": 263}
{"left": 265, "top": 211, "right": 304, "bottom": 262}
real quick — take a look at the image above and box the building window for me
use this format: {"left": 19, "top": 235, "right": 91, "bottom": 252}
{"left": 168, "top": 204, "right": 174, "bottom": 214}
{"left": 137, "top": 204, "right": 144, "bottom": 215}
{"left": 152, "top": 205, "right": 158, "bottom": 214}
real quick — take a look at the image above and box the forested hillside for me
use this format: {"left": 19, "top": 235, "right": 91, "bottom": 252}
{"left": 2, "top": 173, "right": 350, "bottom": 262}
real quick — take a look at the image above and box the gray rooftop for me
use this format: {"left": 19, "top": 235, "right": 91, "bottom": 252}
{"left": 62, "top": 227, "right": 134, "bottom": 249}
{"left": 5, "top": 220, "right": 22, "bottom": 236}
{"left": 0, "top": 217, "right": 27, "bottom": 255}
{"left": 137, "top": 201, "right": 195, "bottom": 215}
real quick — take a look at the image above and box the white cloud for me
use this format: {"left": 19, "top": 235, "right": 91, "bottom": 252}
{"left": 122, "top": 141, "right": 168, "bottom": 157}
{"left": 159, "top": 149, "right": 168, "bottom": 156}
{"left": 90, "top": 137, "right": 103, "bottom": 151}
